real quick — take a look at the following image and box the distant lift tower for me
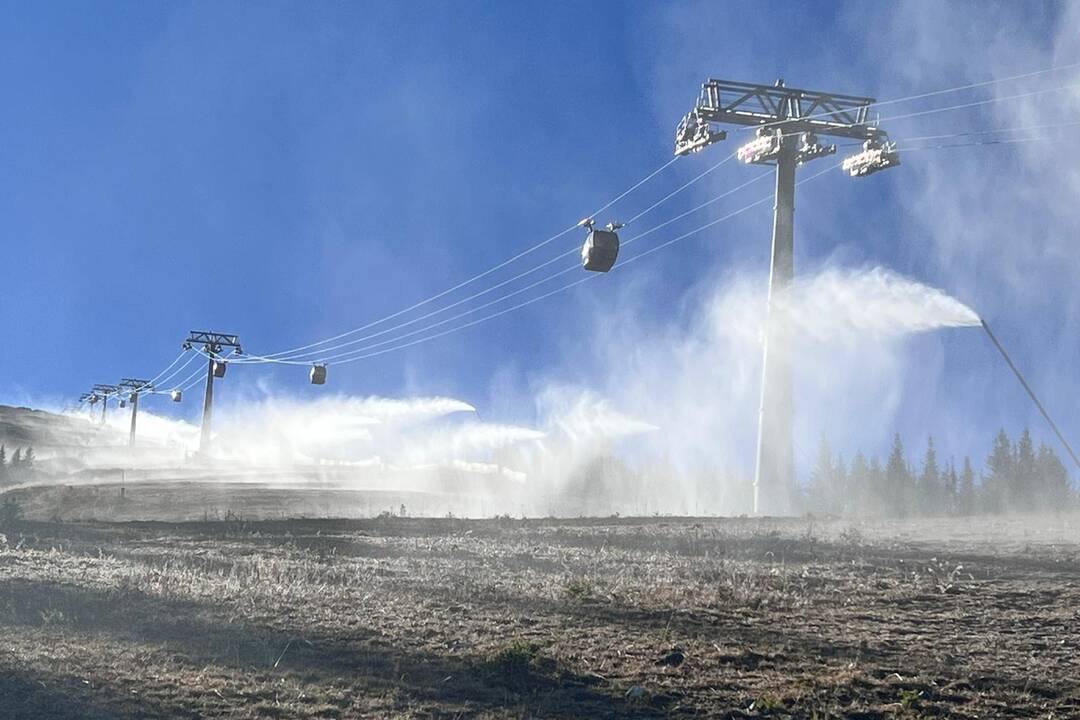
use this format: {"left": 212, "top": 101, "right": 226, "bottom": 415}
{"left": 674, "top": 78, "right": 899, "bottom": 515}
{"left": 79, "top": 392, "right": 99, "bottom": 421}
{"left": 118, "top": 378, "right": 153, "bottom": 446}
{"left": 183, "top": 331, "right": 242, "bottom": 454}
{"left": 92, "top": 385, "right": 120, "bottom": 426}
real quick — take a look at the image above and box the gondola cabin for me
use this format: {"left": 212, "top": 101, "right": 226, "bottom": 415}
{"left": 580, "top": 219, "right": 623, "bottom": 273}
{"left": 213, "top": 360, "right": 227, "bottom": 378}
{"left": 170, "top": 389, "right": 183, "bottom": 402}
{"left": 310, "top": 364, "right": 327, "bottom": 385}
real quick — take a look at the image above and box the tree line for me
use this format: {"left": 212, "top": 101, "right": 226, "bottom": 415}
{"left": 804, "top": 428, "right": 1074, "bottom": 516}
{"left": 0, "top": 445, "right": 36, "bottom": 485}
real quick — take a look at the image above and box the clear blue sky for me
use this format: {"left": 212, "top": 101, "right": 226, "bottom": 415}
{"left": 2, "top": 1, "right": 1078, "bottom": 472}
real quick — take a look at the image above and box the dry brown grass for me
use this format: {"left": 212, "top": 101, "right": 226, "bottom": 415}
{"left": 1, "top": 514, "right": 1079, "bottom": 718}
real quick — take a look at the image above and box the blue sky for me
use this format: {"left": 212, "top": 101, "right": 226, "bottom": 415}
{"left": 2, "top": 1, "right": 1078, "bottom": 475}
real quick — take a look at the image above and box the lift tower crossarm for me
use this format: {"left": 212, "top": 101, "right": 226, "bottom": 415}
{"left": 693, "top": 79, "right": 884, "bottom": 139}
{"left": 184, "top": 330, "right": 242, "bottom": 454}
{"left": 184, "top": 331, "right": 241, "bottom": 351}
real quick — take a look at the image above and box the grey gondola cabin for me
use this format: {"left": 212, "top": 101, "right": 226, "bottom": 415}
{"left": 213, "top": 360, "right": 227, "bottom": 378}
{"left": 310, "top": 364, "right": 327, "bottom": 385}
{"left": 170, "top": 389, "right": 182, "bottom": 402}
{"left": 580, "top": 219, "right": 623, "bottom": 273}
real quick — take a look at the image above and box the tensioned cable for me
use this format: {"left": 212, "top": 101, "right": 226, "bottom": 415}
{"left": 238, "top": 167, "right": 773, "bottom": 365}
{"left": 138, "top": 350, "right": 190, "bottom": 390}
{"left": 242, "top": 85, "right": 1080, "bottom": 366}
{"left": 894, "top": 118, "right": 1080, "bottom": 144}
{"left": 259, "top": 117, "right": 1079, "bottom": 367}
{"left": 352, "top": 128, "right": 1066, "bottom": 367}
{"left": 300, "top": 164, "right": 837, "bottom": 366}
{"left": 835, "top": 119, "right": 1080, "bottom": 150}
{"left": 94, "top": 348, "right": 194, "bottom": 400}
{"left": 301, "top": 190, "right": 783, "bottom": 366}
{"left": 897, "top": 135, "right": 1050, "bottom": 152}
{"left": 178, "top": 350, "right": 239, "bottom": 392}
{"left": 111, "top": 117, "right": 1074, "bottom": 395}
{"left": 622, "top": 151, "right": 737, "bottom": 226}
{"left": 255, "top": 156, "right": 680, "bottom": 361}
{"left": 255, "top": 72, "right": 1080, "bottom": 363}
{"left": 872, "top": 82, "right": 1080, "bottom": 127}
{"left": 144, "top": 351, "right": 199, "bottom": 391}
{"left": 89, "top": 65, "right": 1080, "bottom": 396}
{"left": 752, "top": 61, "right": 1080, "bottom": 133}
{"left": 171, "top": 354, "right": 219, "bottom": 391}
{"left": 230, "top": 155, "right": 742, "bottom": 365}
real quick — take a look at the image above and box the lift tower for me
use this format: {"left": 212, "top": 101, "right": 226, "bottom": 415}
{"left": 184, "top": 331, "right": 242, "bottom": 454}
{"left": 674, "top": 78, "right": 897, "bottom": 515}
{"left": 79, "top": 393, "right": 99, "bottom": 421}
{"left": 118, "top": 378, "right": 153, "bottom": 446}
{"left": 92, "top": 385, "right": 120, "bottom": 426}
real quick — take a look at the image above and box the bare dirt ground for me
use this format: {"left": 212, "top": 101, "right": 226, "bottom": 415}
{"left": 1, "top": 510, "right": 1078, "bottom": 719}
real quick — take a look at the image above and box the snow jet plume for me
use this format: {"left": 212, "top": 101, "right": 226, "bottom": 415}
{"left": 511, "top": 265, "right": 982, "bottom": 516}
{"left": 38, "top": 268, "right": 977, "bottom": 518}
{"left": 791, "top": 266, "right": 981, "bottom": 342}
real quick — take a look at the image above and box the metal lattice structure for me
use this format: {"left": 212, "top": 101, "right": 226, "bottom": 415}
{"left": 674, "top": 78, "right": 899, "bottom": 516}
{"left": 184, "top": 331, "right": 242, "bottom": 353}
{"left": 675, "top": 79, "right": 887, "bottom": 157}
{"left": 184, "top": 330, "right": 242, "bottom": 453}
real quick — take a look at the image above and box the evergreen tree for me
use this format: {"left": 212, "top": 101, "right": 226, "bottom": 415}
{"left": 0, "top": 445, "right": 7, "bottom": 485}
{"left": 10, "top": 448, "right": 21, "bottom": 468}
{"left": 869, "top": 457, "right": 887, "bottom": 516}
{"left": 848, "top": 451, "right": 871, "bottom": 515}
{"left": 917, "top": 437, "right": 941, "bottom": 516}
{"left": 1036, "top": 443, "right": 1070, "bottom": 511}
{"left": 1014, "top": 429, "right": 1036, "bottom": 512}
{"left": 834, "top": 454, "right": 849, "bottom": 515}
{"left": 23, "top": 446, "right": 35, "bottom": 468}
{"left": 885, "top": 434, "right": 913, "bottom": 517}
{"left": 943, "top": 460, "right": 958, "bottom": 515}
{"left": 959, "top": 456, "right": 977, "bottom": 516}
{"left": 983, "top": 429, "right": 1014, "bottom": 513}
{"left": 807, "top": 436, "right": 836, "bottom": 515}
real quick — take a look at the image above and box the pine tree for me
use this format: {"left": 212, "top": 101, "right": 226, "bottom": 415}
{"left": 943, "top": 460, "right": 958, "bottom": 516}
{"left": 834, "top": 454, "right": 849, "bottom": 515}
{"left": 917, "top": 437, "right": 941, "bottom": 516}
{"left": 23, "top": 446, "right": 35, "bottom": 468}
{"left": 1014, "top": 429, "right": 1036, "bottom": 512}
{"left": 983, "top": 429, "right": 1014, "bottom": 513}
{"left": 869, "top": 457, "right": 887, "bottom": 516}
{"left": 11, "top": 448, "right": 21, "bottom": 468}
{"left": 1036, "top": 443, "right": 1070, "bottom": 511}
{"left": 807, "top": 436, "right": 836, "bottom": 515}
{"left": 848, "top": 451, "right": 871, "bottom": 515}
{"left": 0, "top": 445, "right": 7, "bottom": 485}
{"left": 959, "top": 457, "right": 977, "bottom": 516}
{"left": 885, "top": 433, "right": 913, "bottom": 517}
